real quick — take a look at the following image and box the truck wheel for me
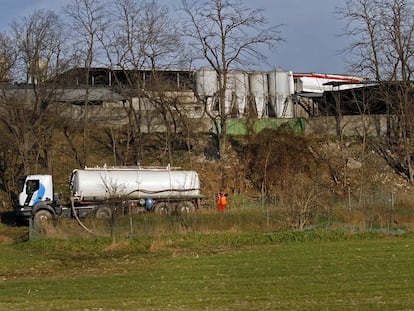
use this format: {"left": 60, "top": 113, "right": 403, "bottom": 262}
{"left": 95, "top": 206, "right": 112, "bottom": 219}
{"left": 34, "top": 210, "right": 53, "bottom": 224}
{"left": 176, "top": 201, "right": 196, "bottom": 214}
{"left": 154, "top": 202, "right": 171, "bottom": 215}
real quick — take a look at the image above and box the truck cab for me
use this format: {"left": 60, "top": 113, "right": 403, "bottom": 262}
{"left": 16, "top": 175, "right": 57, "bottom": 219}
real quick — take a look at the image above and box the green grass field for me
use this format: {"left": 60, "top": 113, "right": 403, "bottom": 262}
{"left": 0, "top": 231, "right": 414, "bottom": 310}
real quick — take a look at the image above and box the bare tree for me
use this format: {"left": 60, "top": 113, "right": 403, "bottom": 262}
{"left": 270, "top": 173, "right": 324, "bottom": 231}
{"left": 0, "top": 31, "right": 19, "bottom": 195}
{"left": 106, "top": 0, "right": 180, "bottom": 69}
{"left": 338, "top": 0, "right": 383, "bottom": 79}
{"left": 100, "top": 0, "right": 188, "bottom": 166}
{"left": 181, "top": 0, "right": 283, "bottom": 161}
{"left": 65, "top": 0, "right": 108, "bottom": 167}
{"left": 0, "top": 32, "right": 17, "bottom": 82}
{"left": 0, "top": 10, "right": 69, "bottom": 173}
{"left": 338, "top": 0, "right": 414, "bottom": 183}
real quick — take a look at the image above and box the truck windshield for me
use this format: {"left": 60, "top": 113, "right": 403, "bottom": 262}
{"left": 26, "top": 180, "right": 40, "bottom": 194}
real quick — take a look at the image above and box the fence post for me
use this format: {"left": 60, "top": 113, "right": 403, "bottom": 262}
{"left": 129, "top": 214, "right": 134, "bottom": 237}
{"left": 390, "top": 186, "right": 394, "bottom": 229}
{"left": 29, "top": 218, "right": 33, "bottom": 241}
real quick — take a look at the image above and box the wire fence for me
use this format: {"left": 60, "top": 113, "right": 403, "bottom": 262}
{"left": 27, "top": 186, "right": 413, "bottom": 240}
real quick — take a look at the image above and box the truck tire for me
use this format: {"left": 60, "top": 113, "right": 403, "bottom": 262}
{"left": 95, "top": 206, "right": 112, "bottom": 219}
{"left": 154, "top": 202, "right": 171, "bottom": 215}
{"left": 176, "top": 201, "right": 196, "bottom": 214}
{"left": 34, "top": 210, "right": 53, "bottom": 224}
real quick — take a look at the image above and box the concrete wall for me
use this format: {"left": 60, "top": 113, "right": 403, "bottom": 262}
{"left": 304, "top": 115, "right": 387, "bottom": 137}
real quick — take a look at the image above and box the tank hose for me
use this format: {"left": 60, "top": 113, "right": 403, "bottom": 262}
{"left": 71, "top": 197, "right": 98, "bottom": 236}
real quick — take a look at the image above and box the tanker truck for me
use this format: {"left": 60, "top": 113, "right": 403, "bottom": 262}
{"left": 15, "top": 165, "right": 202, "bottom": 223}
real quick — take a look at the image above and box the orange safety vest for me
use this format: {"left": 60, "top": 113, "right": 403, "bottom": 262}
{"left": 217, "top": 193, "right": 227, "bottom": 205}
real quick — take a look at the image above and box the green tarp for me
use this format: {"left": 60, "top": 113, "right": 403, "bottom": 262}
{"left": 213, "top": 118, "right": 305, "bottom": 135}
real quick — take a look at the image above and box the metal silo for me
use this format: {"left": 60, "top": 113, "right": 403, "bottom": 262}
{"left": 195, "top": 68, "right": 218, "bottom": 113}
{"left": 195, "top": 68, "right": 217, "bottom": 96}
{"left": 225, "top": 70, "right": 249, "bottom": 116}
{"left": 249, "top": 71, "right": 269, "bottom": 117}
{"left": 268, "top": 69, "right": 294, "bottom": 118}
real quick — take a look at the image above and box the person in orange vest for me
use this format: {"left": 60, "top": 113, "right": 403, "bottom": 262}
{"left": 216, "top": 190, "right": 227, "bottom": 212}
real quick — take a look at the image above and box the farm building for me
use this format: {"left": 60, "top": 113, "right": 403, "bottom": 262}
{"left": 1, "top": 66, "right": 384, "bottom": 135}
{"left": 55, "top": 67, "right": 368, "bottom": 118}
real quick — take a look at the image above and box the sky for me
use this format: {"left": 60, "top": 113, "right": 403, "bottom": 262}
{"left": 0, "top": 0, "right": 351, "bottom": 74}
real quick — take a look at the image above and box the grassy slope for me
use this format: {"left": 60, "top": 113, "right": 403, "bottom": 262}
{"left": 0, "top": 234, "right": 413, "bottom": 310}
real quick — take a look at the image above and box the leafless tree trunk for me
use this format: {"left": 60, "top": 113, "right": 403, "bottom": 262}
{"left": 181, "top": 0, "right": 283, "bottom": 164}
{"left": 65, "top": 0, "right": 107, "bottom": 167}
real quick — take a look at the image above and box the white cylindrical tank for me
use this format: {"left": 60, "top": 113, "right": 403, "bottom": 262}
{"left": 70, "top": 167, "right": 201, "bottom": 202}
{"left": 195, "top": 69, "right": 218, "bottom": 115}
{"left": 268, "top": 69, "right": 294, "bottom": 118}
{"left": 195, "top": 68, "right": 217, "bottom": 97}
{"left": 249, "top": 72, "right": 268, "bottom": 117}
{"left": 225, "top": 71, "right": 249, "bottom": 116}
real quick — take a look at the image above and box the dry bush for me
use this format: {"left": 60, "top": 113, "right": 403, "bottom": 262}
{"left": 244, "top": 127, "right": 325, "bottom": 196}
{"left": 240, "top": 127, "right": 329, "bottom": 230}
{"left": 267, "top": 173, "right": 326, "bottom": 230}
